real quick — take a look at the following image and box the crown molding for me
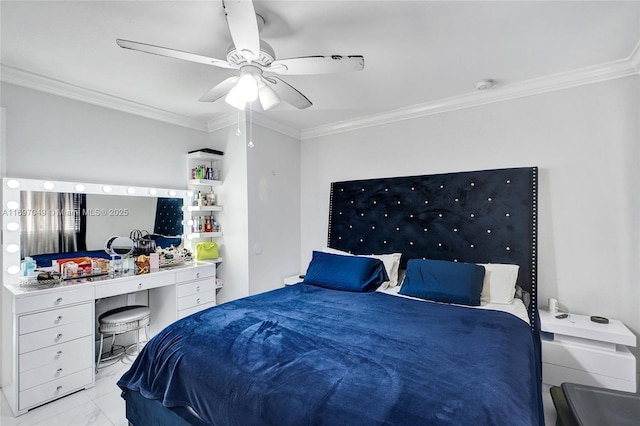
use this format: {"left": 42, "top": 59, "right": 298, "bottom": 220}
{"left": 0, "top": 64, "right": 209, "bottom": 132}
{"left": 3, "top": 43, "right": 639, "bottom": 141}
{"left": 207, "top": 111, "right": 301, "bottom": 139}
{"left": 300, "top": 53, "right": 640, "bottom": 140}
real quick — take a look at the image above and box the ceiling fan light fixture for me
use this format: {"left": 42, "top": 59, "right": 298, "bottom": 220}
{"left": 258, "top": 84, "right": 280, "bottom": 110}
{"left": 225, "top": 85, "right": 246, "bottom": 110}
{"left": 237, "top": 73, "right": 259, "bottom": 102}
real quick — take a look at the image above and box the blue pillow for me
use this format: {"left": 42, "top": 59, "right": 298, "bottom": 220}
{"left": 399, "top": 259, "right": 485, "bottom": 306}
{"left": 303, "top": 251, "right": 389, "bottom": 292}
{"left": 150, "top": 234, "right": 182, "bottom": 248}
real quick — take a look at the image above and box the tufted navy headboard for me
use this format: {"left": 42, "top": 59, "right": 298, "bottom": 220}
{"left": 327, "top": 167, "right": 538, "bottom": 327}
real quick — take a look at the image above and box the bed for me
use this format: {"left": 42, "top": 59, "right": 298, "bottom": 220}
{"left": 118, "top": 167, "right": 543, "bottom": 425}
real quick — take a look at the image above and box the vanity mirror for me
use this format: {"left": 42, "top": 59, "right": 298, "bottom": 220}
{"left": 2, "top": 177, "right": 191, "bottom": 286}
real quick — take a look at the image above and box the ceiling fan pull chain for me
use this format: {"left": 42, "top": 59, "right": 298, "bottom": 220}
{"left": 248, "top": 105, "right": 255, "bottom": 148}
{"left": 235, "top": 108, "right": 242, "bottom": 136}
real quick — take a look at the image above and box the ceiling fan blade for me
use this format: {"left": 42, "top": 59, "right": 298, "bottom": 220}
{"left": 116, "top": 39, "right": 235, "bottom": 69}
{"left": 222, "top": 0, "right": 260, "bottom": 62}
{"left": 268, "top": 77, "right": 312, "bottom": 110}
{"left": 199, "top": 76, "right": 239, "bottom": 102}
{"left": 268, "top": 55, "right": 365, "bottom": 75}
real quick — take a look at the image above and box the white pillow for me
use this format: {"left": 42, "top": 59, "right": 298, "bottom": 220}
{"left": 322, "top": 247, "right": 353, "bottom": 256}
{"left": 479, "top": 263, "right": 520, "bottom": 304}
{"left": 365, "top": 253, "right": 402, "bottom": 289}
{"left": 320, "top": 248, "right": 402, "bottom": 289}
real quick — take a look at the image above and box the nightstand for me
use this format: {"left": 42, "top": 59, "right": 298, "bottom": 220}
{"left": 540, "top": 309, "right": 637, "bottom": 393}
{"left": 283, "top": 274, "right": 304, "bottom": 286}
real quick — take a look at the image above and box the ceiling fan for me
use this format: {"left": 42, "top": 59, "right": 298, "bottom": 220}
{"left": 116, "top": 0, "right": 365, "bottom": 111}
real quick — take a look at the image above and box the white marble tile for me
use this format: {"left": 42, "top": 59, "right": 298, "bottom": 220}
{"left": 94, "top": 390, "right": 126, "bottom": 425}
{"left": 1, "top": 391, "right": 94, "bottom": 426}
{"left": 1, "top": 398, "right": 20, "bottom": 426}
{"left": 86, "top": 359, "right": 132, "bottom": 401}
{"left": 30, "top": 401, "right": 112, "bottom": 426}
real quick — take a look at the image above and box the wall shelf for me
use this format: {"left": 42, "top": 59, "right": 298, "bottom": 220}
{"left": 189, "top": 231, "right": 223, "bottom": 239}
{"left": 187, "top": 205, "right": 223, "bottom": 212}
{"left": 189, "top": 179, "right": 222, "bottom": 187}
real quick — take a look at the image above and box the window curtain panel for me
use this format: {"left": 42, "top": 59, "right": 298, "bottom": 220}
{"left": 20, "top": 191, "right": 87, "bottom": 258}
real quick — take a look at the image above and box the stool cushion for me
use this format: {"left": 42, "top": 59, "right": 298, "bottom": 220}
{"left": 100, "top": 306, "right": 151, "bottom": 324}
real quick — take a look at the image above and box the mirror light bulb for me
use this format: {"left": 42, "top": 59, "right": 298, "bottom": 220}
{"left": 6, "top": 222, "right": 19, "bottom": 231}
{"left": 6, "top": 244, "right": 18, "bottom": 253}
{"left": 7, "top": 265, "right": 20, "bottom": 275}
{"left": 6, "top": 201, "right": 19, "bottom": 210}
{"left": 6, "top": 179, "right": 20, "bottom": 189}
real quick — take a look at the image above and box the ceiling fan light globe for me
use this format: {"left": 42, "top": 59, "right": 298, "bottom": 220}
{"left": 237, "top": 74, "right": 259, "bottom": 102}
{"left": 225, "top": 86, "right": 246, "bottom": 110}
{"left": 259, "top": 85, "right": 280, "bottom": 110}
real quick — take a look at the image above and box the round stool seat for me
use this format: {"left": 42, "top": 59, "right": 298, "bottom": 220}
{"left": 99, "top": 306, "right": 150, "bottom": 334}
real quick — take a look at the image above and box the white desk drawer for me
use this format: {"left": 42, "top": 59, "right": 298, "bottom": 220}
{"left": 20, "top": 335, "right": 93, "bottom": 373}
{"left": 19, "top": 320, "right": 93, "bottom": 354}
{"left": 15, "top": 286, "right": 94, "bottom": 315}
{"left": 542, "top": 339, "right": 636, "bottom": 380}
{"left": 19, "top": 368, "right": 93, "bottom": 411}
{"left": 177, "top": 290, "right": 215, "bottom": 311}
{"left": 20, "top": 342, "right": 93, "bottom": 391}
{"left": 95, "top": 273, "right": 175, "bottom": 298}
{"left": 178, "top": 301, "right": 216, "bottom": 319}
{"left": 19, "top": 303, "right": 92, "bottom": 335}
{"left": 176, "top": 265, "right": 215, "bottom": 283}
{"left": 177, "top": 279, "right": 214, "bottom": 298}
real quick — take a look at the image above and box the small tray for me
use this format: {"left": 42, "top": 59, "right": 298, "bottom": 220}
{"left": 19, "top": 277, "right": 63, "bottom": 289}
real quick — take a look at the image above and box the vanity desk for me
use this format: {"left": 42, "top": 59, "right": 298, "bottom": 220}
{"left": 1, "top": 260, "right": 220, "bottom": 416}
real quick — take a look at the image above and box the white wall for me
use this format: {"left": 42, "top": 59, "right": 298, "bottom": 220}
{"left": 247, "top": 124, "right": 301, "bottom": 295}
{"left": 301, "top": 77, "right": 640, "bottom": 361}
{"left": 1, "top": 83, "right": 209, "bottom": 186}
{"left": 212, "top": 122, "right": 302, "bottom": 304}
{"left": 211, "top": 125, "right": 250, "bottom": 304}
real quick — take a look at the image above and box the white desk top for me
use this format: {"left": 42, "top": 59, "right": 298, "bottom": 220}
{"left": 540, "top": 309, "right": 636, "bottom": 347}
{"left": 3, "top": 260, "right": 218, "bottom": 298}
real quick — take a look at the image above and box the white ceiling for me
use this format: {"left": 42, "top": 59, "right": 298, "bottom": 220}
{"left": 1, "top": 1, "right": 639, "bottom": 134}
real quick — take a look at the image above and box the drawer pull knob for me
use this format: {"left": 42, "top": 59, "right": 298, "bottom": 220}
{"left": 55, "top": 333, "right": 63, "bottom": 341}
{"left": 55, "top": 297, "right": 63, "bottom": 304}
{"left": 55, "top": 350, "right": 63, "bottom": 359}
{"left": 55, "top": 385, "right": 63, "bottom": 393}
{"left": 55, "top": 368, "right": 63, "bottom": 377}
{"left": 55, "top": 315, "right": 63, "bottom": 323}
{"left": 196, "top": 286, "right": 200, "bottom": 292}
{"left": 196, "top": 298, "right": 201, "bottom": 304}
{"left": 196, "top": 272, "right": 200, "bottom": 278}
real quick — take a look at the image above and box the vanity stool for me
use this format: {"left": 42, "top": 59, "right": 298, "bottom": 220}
{"left": 96, "top": 305, "right": 151, "bottom": 373}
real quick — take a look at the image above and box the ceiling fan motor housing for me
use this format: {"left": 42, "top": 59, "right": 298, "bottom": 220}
{"left": 226, "top": 40, "right": 275, "bottom": 67}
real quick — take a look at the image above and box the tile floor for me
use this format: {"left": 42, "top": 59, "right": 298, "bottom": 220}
{"left": 2, "top": 361, "right": 558, "bottom": 425}
{"left": 0, "top": 357, "right": 133, "bottom": 426}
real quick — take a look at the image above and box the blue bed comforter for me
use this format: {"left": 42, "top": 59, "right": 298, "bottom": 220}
{"left": 118, "top": 284, "right": 542, "bottom": 425}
